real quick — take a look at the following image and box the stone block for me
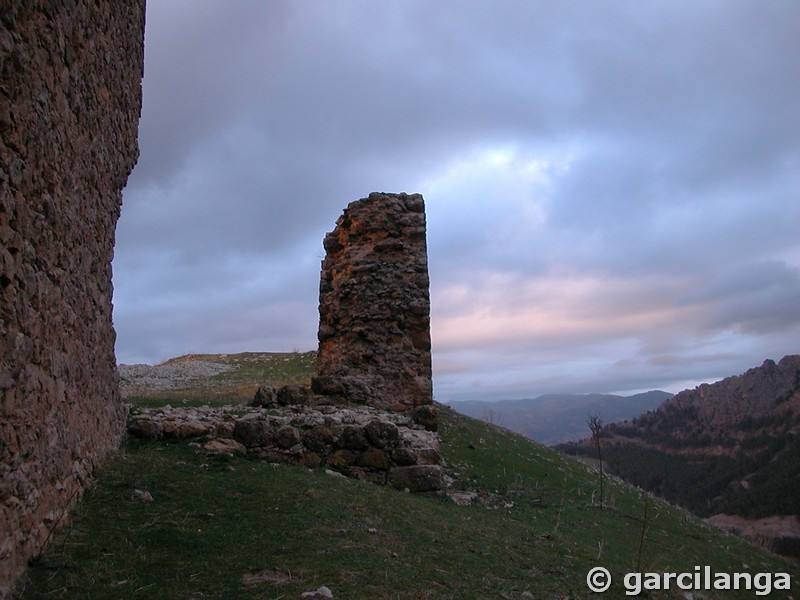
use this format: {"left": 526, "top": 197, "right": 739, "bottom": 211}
{"left": 364, "top": 420, "right": 400, "bottom": 448}
{"left": 277, "top": 384, "right": 312, "bottom": 406}
{"left": 128, "top": 418, "right": 163, "bottom": 440}
{"left": 336, "top": 425, "right": 369, "bottom": 450}
{"left": 233, "top": 418, "right": 273, "bottom": 448}
{"left": 274, "top": 426, "right": 302, "bottom": 449}
{"left": 302, "top": 425, "right": 335, "bottom": 453}
{"left": 388, "top": 465, "right": 444, "bottom": 493}
{"left": 250, "top": 385, "right": 278, "bottom": 408}
{"left": 356, "top": 447, "right": 391, "bottom": 470}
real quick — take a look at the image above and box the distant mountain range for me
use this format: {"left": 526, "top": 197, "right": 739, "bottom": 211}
{"left": 448, "top": 390, "right": 673, "bottom": 446}
{"left": 559, "top": 354, "right": 800, "bottom": 559}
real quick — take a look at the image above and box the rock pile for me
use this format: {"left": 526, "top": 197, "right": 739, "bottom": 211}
{"left": 312, "top": 193, "right": 433, "bottom": 414}
{"left": 128, "top": 394, "right": 444, "bottom": 493}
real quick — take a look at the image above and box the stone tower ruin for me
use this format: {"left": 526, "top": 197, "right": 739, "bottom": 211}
{"left": 0, "top": 3, "right": 145, "bottom": 593}
{"left": 312, "top": 192, "right": 434, "bottom": 413}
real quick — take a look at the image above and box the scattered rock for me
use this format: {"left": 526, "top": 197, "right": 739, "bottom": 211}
{"left": 447, "top": 490, "right": 478, "bottom": 506}
{"left": 388, "top": 465, "right": 443, "bottom": 493}
{"left": 133, "top": 489, "right": 153, "bottom": 502}
{"left": 301, "top": 585, "right": 334, "bottom": 598}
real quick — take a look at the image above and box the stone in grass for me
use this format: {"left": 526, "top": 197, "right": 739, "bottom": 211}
{"left": 301, "top": 586, "right": 333, "bottom": 598}
{"left": 447, "top": 490, "right": 478, "bottom": 506}
{"left": 250, "top": 385, "right": 278, "bottom": 408}
{"left": 388, "top": 465, "right": 443, "bottom": 492}
{"left": 133, "top": 489, "right": 153, "bottom": 502}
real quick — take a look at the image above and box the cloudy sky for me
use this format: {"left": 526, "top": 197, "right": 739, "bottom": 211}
{"left": 114, "top": 1, "right": 800, "bottom": 402}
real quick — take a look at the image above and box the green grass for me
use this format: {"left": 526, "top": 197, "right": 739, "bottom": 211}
{"left": 17, "top": 405, "right": 799, "bottom": 599}
{"left": 125, "top": 351, "right": 317, "bottom": 408}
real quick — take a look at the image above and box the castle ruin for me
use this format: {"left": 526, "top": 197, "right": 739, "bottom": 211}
{"left": 312, "top": 193, "right": 434, "bottom": 414}
{"left": 0, "top": 3, "right": 145, "bottom": 593}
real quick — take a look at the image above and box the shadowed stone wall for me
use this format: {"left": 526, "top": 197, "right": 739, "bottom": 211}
{"left": 0, "top": 2, "right": 145, "bottom": 593}
{"left": 312, "top": 193, "right": 433, "bottom": 413}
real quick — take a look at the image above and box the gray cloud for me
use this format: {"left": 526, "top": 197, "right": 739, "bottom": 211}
{"left": 115, "top": 1, "right": 800, "bottom": 400}
{"left": 682, "top": 260, "right": 800, "bottom": 333}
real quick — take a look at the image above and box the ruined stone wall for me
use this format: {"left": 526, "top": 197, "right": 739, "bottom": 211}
{"left": 0, "top": 2, "right": 145, "bottom": 593}
{"left": 129, "top": 400, "right": 444, "bottom": 493}
{"left": 312, "top": 193, "right": 433, "bottom": 412}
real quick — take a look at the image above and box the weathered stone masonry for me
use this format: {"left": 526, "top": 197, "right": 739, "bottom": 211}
{"left": 312, "top": 193, "right": 434, "bottom": 413}
{"left": 0, "top": 2, "right": 145, "bottom": 594}
{"left": 125, "top": 192, "right": 445, "bottom": 492}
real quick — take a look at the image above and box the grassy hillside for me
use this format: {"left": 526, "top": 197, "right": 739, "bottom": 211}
{"left": 16, "top": 354, "right": 799, "bottom": 599}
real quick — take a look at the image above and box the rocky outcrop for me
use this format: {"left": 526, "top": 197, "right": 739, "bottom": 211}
{"left": 312, "top": 193, "right": 433, "bottom": 414}
{"left": 128, "top": 402, "right": 445, "bottom": 493}
{"left": 0, "top": 3, "right": 145, "bottom": 594}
